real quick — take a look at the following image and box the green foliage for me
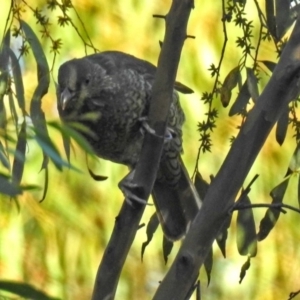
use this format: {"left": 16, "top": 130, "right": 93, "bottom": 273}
{"left": 1, "top": 0, "right": 300, "bottom": 299}
{"left": 0, "top": 280, "right": 59, "bottom": 300}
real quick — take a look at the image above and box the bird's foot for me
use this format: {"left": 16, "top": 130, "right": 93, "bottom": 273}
{"left": 139, "top": 116, "right": 157, "bottom": 136}
{"left": 139, "top": 116, "right": 175, "bottom": 142}
{"left": 119, "top": 172, "right": 152, "bottom": 207}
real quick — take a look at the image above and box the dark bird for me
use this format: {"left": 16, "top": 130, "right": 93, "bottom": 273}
{"left": 57, "top": 51, "right": 201, "bottom": 240}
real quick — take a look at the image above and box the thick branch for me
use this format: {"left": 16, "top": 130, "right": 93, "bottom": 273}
{"left": 91, "top": 1, "right": 194, "bottom": 299}
{"left": 153, "top": 14, "right": 300, "bottom": 300}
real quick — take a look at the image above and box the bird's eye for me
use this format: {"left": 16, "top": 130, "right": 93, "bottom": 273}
{"left": 85, "top": 75, "right": 91, "bottom": 85}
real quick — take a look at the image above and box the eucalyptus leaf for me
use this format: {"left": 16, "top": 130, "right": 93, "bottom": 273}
{"left": 298, "top": 175, "right": 300, "bottom": 208}
{"left": 257, "top": 178, "right": 289, "bottom": 241}
{"left": 40, "top": 165, "right": 49, "bottom": 202}
{"left": 0, "top": 173, "right": 22, "bottom": 196}
{"left": 0, "top": 280, "right": 59, "bottom": 300}
{"left": 194, "top": 171, "right": 209, "bottom": 200}
{"left": 220, "top": 67, "right": 240, "bottom": 107}
{"left": 276, "top": 106, "right": 289, "bottom": 145}
{"left": 9, "top": 48, "right": 26, "bottom": 113}
{"left": 0, "top": 141, "right": 10, "bottom": 169}
{"left": 276, "top": 0, "right": 290, "bottom": 40}
{"left": 48, "top": 120, "right": 96, "bottom": 156}
{"left": 216, "top": 213, "right": 232, "bottom": 258}
{"left": 163, "top": 236, "right": 173, "bottom": 264}
{"left": 141, "top": 213, "right": 159, "bottom": 261}
{"left": 20, "top": 21, "right": 49, "bottom": 83}
{"left": 239, "top": 256, "right": 251, "bottom": 284}
{"left": 229, "top": 80, "right": 251, "bottom": 116}
{"left": 265, "top": 0, "right": 277, "bottom": 40}
{"left": 289, "top": 144, "right": 300, "bottom": 172}
{"left": 246, "top": 68, "right": 259, "bottom": 102}
{"left": 12, "top": 121, "right": 26, "bottom": 185}
{"left": 8, "top": 91, "right": 18, "bottom": 132}
{"left": 33, "top": 129, "right": 75, "bottom": 171}
{"left": 261, "top": 60, "right": 277, "bottom": 73}
{"left": 21, "top": 20, "right": 52, "bottom": 171}
{"left": 236, "top": 195, "right": 257, "bottom": 257}
{"left": 204, "top": 247, "right": 213, "bottom": 286}
{"left": 0, "top": 29, "right": 10, "bottom": 100}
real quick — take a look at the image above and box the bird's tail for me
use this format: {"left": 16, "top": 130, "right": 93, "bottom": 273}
{"left": 152, "top": 158, "right": 202, "bottom": 241}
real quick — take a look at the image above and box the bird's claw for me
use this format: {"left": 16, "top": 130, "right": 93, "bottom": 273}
{"left": 119, "top": 178, "right": 152, "bottom": 207}
{"left": 139, "top": 116, "right": 157, "bottom": 136}
{"left": 139, "top": 116, "right": 175, "bottom": 142}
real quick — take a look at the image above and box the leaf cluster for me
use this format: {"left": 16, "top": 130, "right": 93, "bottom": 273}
{"left": 0, "top": 0, "right": 98, "bottom": 200}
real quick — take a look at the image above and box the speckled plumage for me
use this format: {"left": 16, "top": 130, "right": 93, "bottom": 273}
{"left": 57, "top": 51, "right": 201, "bottom": 240}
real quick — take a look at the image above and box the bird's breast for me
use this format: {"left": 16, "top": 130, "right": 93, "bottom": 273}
{"left": 81, "top": 100, "right": 144, "bottom": 167}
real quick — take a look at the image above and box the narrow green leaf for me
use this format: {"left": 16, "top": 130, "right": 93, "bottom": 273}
{"left": 0, "top": 29, "right": 10, "bottom": 98}
{"left": 0, "top": 29, "right": 10, "bottom": 69}
{"left": 261, "top": 60, "right": 277, "bottom": 73}
{"left": 0, "top": 31, "right": 10, "bottom": 139}
{"left": 220, "top": 67, "right": 240, "bottom": 107}
{"left": 229, "top": 80, "right": 251, "bottom": 116}
{"left": 239, "top": 256, "right": 251, "bottom": 284}
{"left": 246, "top": 68, "right": 259, "bottom": 103}
{"left": 20, "top": 21, "right": 49, "bottom": 83}
{"left": 0, "top": 75, "right": 7, "bottom": 130}
{"left": 12, "top": 121, "right": 26, "bottom": 185}
{"left": 62, "top": 129, "right": 71, "bottom": 162}
{"left": 141, "top": 213, "right": 159, "bottom": 261}
{"left": 204, "top": 247, "right": 213, "bottom": 286}
{"left": 21, "top": 184, "right": 42, "bottom": 191}
{"left": 289, "top": 144, "right": 300, "bottom": 172}
{"left": 33, "top": 128, "right": 73, "bottom": 171}
{"left": 174, "top": 81, "right": 194, "bottom": 94}
{"left": 287, "top": 4, "right": 300, "bottom": 32}
{"left": 0, "top": 280, "right": 60, "bottom": 300}
{"left": 265, "top": 0, "right": 277, "bottom": 40}
{"left": 48, "top": 120, "right": 96, "bottom": 156}
{"left": 236, "top": 195, "right": 257, "bottom": 257}
{"left": 216, "top": 214, "right": 232, "bottom": 258}
{"left": 40, "top": 166, "right": 48, "bottom": 202}
{"left": 21, "top": 20, "right": 51, "bottom": 171}
{"left": 194, "top": 172, "right": 209, "bottom": 200}
{"left": 41, "top": 151, "right": 50, "bottom": 171}
{"left": 87, "top": 167, "right": 108, "bottom": 181}
{"left": 0, "top": 173, "right": 22, "bottom": 196}
{"left": 298, "top": 175, "right": 300, "bottom": 208}
{"left": 162, "top": 236, "right": 173, "bottom": 264}
{"left": 8, "top": 91, "right": 18, "bottom": 132}
{"left": 0, "top": 141, "right": 10, "bottom": 169}
{"left": 276, "top": 0, "right": 290, "bottom": 40}
{"left": 276, "top": 106, "right": 289, "bottom": 145}
{"left": 9, "top": 48, "right": 26, "bottom": 112}
{"left": 257, "top": 178, "right": 289, "bottom": 241}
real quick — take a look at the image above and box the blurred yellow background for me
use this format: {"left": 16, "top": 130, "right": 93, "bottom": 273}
{"left": 0, "top": 0, "right": 299, "bottom": 299}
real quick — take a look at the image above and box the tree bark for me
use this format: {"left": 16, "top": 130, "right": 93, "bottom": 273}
{"left": 91, "top": 0, "right": 194, "bottom": 299}
{"left": 153, "top": 14, "right": 300, "bottom": 300}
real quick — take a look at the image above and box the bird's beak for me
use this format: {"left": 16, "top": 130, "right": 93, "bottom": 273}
{"left": 60, "top": 88, "right": 73, "bottom": 110}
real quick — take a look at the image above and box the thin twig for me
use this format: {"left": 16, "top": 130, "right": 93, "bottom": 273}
{"left": 193, "top": 0, "right": 228, "bottom": 178}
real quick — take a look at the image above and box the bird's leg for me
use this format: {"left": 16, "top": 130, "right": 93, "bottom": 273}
{"left": 139, "top": 116, "right": 175, "bottom": 142}
{"left": 139, "top": 116, "right": 157, "bottom": 136}
{"left": 118, "top": 170, "right": 153, "bottom": 206}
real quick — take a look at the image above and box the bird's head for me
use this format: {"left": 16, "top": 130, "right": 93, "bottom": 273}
{"left": 57, "top": 58, "right": 106, "bottom": 113}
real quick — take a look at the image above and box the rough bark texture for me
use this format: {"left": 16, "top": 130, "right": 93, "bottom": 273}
{"left": 153, "top": 14, "right": 300, "bottom": 300}
{"left": 91, "top": 0, "right": 194, "bottom": 299}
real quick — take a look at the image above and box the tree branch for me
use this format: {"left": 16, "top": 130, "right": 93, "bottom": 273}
{"left": 91, "top": 1, "right": 194, "bottom": 299}
{"left": 153, "top": 14, "right": 300, "bottom": 300}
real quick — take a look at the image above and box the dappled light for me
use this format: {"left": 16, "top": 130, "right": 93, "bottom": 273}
{"left": 0, "top": 0, "right": 300, "bottom": 299}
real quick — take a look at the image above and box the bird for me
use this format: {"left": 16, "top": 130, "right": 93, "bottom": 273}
{"left": 57, "top": 50, "right": 201, "bottom": 241}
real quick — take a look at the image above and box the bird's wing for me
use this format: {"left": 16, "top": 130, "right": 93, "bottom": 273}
{"left": 86, "top": 51, "right": 156, "bottom": 82}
